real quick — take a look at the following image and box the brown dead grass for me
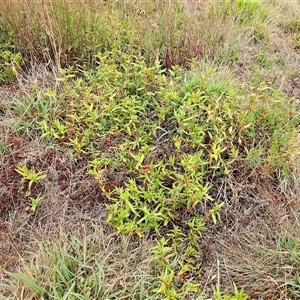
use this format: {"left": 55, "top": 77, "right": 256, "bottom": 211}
{"left": 200, "top": 181, "right": 300, "bottom": 299}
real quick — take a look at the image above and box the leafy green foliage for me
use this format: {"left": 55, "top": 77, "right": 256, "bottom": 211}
{"left": 213, "top": 284, "right": 248, "bottom": 300}
{"left": 232, "top": 0, "right": 270, "bottom": 25}
{"left": 12, "top": 50, "right": 300, "bottom": 298}
{"left": 29, "top": 194, "right": 43, "bottom": 212}
{"left": 15, "top": 164, "right": 46, "bottom": 191}
{"left": 0, "top": 46, "right": 23, "bottom": 83}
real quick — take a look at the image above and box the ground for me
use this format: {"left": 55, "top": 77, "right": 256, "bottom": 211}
{"left": 1, "top": 1, "right": 300, "bottom": 299}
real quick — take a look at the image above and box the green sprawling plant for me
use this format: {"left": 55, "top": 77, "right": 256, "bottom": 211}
{"left": 212, "top": 284, "right": 248, "bottom": 300}
{"left": 0, "top": 39, "right": 23, "bottom": 83}
{"left": 15, "top": 164, "right": 47, "bottom": 192}
{"left": 11, "top": 49, "right": 300, "bottom": 298}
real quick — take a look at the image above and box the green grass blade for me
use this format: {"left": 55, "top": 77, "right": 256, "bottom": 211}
{"left": 5, "top": 271, "right": 45, "bottom": 296}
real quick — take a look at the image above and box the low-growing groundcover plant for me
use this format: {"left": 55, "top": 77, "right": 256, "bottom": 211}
{"left": 0, "top": 42, "right": 23, "bottom": 84}
{"left": 3, "top": 49, "right": 299, "bottom": 299}
{"left": 15, "top": 164, "right": 47, "bottom": 193}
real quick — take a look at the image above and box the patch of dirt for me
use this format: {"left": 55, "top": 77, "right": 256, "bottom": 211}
{"left": 282, "top": 75, "right": 300, "bottom": 103}
{"left": 0, "top": 133, "right": 110, "bottom": 264}
{"left": 0, "top": 135, "right": 107, "bottom": 215}
{"left": 0, "top": 79, "right": 109, "bottom": 270}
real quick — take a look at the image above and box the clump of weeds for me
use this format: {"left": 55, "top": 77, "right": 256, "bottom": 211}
{"left": 9, "top": 48, "right": 300, "bottom": 298}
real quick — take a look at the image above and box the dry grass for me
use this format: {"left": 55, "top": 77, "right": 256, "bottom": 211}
{"left": 200, "top": 183, "right": 300, "bottom": 299}
{"left": 0, "top": 225, "right": 156, "bottom": 299}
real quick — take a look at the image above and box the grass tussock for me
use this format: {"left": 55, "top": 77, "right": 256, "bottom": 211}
{"left": 1, "top": 228, "right": 157, "bottom": 300}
